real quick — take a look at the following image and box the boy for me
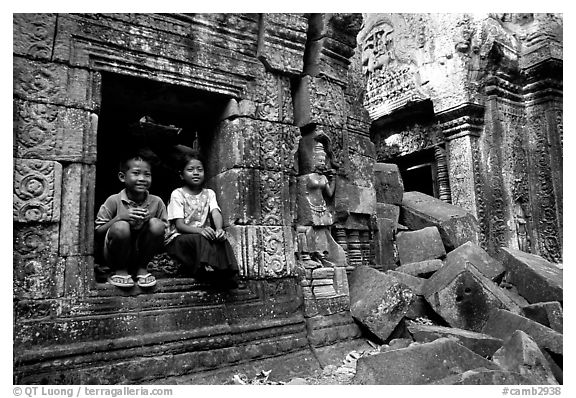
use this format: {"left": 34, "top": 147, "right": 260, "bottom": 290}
{"left": 95, "top": 154, "right": 167, "bottom": 288}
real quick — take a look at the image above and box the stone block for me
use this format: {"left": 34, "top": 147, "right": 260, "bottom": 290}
{"left": 445, "top": 241, "right": 505, "bottom": 281}
{"left": 310, "top": 295, "right": 351, "bottom": 317}
{"left": 14, "top": 100, "right": 97, "bottom": 163}
{"left": 334, "top": 179, "right": 376, "bottom": 216}
{"left": 401, "top": 191, "right": 479, "bottom": 251}
{"left": 333, "top": 267, "right": 350, "bottom": 297}
{"left": 375, "top": 203, "right": 400, "bottom": 225}
{"left": 14, "top": 223, "right": 61, "bottom": 300}
{"left": 227, "top": 225, "right": 295, "bottom": 279}
{"left": 349, "top": 266, "right": 417, "bottom": 341}
{"left": 432, "top": 369, "right": 533, "bottom": 385}
{"left": 373, "top": 217, "right": 396, "bottom": 270}
{"left": 257, "top": 13, "right": 308, "bottom": 76}
{"left": 523, "top": 302, "right": 563, "bottom": 334}
{"left": 13, "top": 14, "right": 57, "bottom": 60}
{"left": 422, "top": 260, "right": 522, "bottom": 332}
{"left": 373, "top": 163, "right": 404, "bottom": 205}
{"left": 386, "top": 271, "right": 425, "bottom": 295}
{"left": 13, "top": 158, "right": 62, "bottom": 223}
{"left": 347, "top": 152, "right": 375, "bottom": 189}
{"left": 493, "top": 330, "right": 558, "bottom": 385}
{"left": 406, "top": 323, "right": 504, "bottom": 358}
{"left": 312, "top": 268, "right": 335, "bottom": 279}
{"left": 482, "top": 309, "right": 563, "bottom": 358}
{"left": 352, "top": 338, "right": 500, "bottom": 385}
{"left": 311, "top": 278, "right": 334, "bottom": 286}
{"left": 306, "top": 311, "right": 361, "bottom": 347}
{"left": 208, "top": 118, "right": 298, "bottom": 174}
{"left": 210, "top": 168, "right": 291, "bottom": 227}
{"left": 500, "top": 248, "right": 563, "bottom": 304}
{"left": 395, "top": 259, "right": 443, "bottom": 278}
{"left": 293, "top": 76, "right": 347, "bottom": 128}
{"left": 397, "top": 226, "right": 446, "bottom": 265}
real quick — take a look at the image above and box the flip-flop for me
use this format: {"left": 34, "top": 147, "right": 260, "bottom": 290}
{"left": 107, "top": 274, "right": 134, "bottom": 288}
{"left": 136, "top": 273, "right": 157, "bottom": 288}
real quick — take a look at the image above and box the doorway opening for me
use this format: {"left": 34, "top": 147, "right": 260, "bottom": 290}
{"left": 393, "top": 149, "right": 438, "bottom": 198}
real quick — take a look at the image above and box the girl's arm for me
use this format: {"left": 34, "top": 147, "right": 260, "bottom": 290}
{"left": 211, "top": 209, "right": 226, "bottom": 241}
{"left": 174, "top": 218, "right": 217, "bottom": 241}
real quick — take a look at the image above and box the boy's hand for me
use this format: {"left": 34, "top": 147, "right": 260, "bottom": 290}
{"left": 215, "top": 229, "right": 226, "bottom": 241}
{"left": 124, "top": 208, "right": 149, "bottom": 222}
{"left": 201, "top": 226, "right": 217, "bottom": 241}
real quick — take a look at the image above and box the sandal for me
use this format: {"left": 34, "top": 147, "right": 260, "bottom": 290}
{"left": 107, "top": 274, "right": 134, "bottom": 288}
{"left": 136, "top": 273, "right": 157, "bottom": 288}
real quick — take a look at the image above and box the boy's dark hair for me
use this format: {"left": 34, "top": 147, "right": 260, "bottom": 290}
{"left": 119, "top": 151, "right": 153, "bottom": 173}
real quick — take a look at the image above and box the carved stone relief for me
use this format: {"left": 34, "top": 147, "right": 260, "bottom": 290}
{"left": 13, "top": 14, "right": 56, "bottom": 60}
{"left": 13, "top": 159, "right": 62, "bottom": 223}
{"left": 376, "top": 123, "right": 443, "bottom": 161}
{"left": 447, "top": 136, "right": 477, "bottom": 215}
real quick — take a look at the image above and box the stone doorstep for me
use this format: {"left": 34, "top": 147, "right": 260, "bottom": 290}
{"left": 14, "top": 314, "right": 310, "bottom": 384}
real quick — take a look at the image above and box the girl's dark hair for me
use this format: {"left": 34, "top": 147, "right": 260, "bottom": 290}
{"left": 179, "top": 150, "right": 205, "bottom": 171}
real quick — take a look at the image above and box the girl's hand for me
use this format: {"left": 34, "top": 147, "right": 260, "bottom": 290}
{"left": 215, "top": 229, "right": 226, "bottom": 241}
{"left": 201, "top": 226, "right": 217, "bottom": 241}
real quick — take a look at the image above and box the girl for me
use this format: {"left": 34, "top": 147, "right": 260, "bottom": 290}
{"left": 165, "top": 152, "right": 242, "bottom": 289}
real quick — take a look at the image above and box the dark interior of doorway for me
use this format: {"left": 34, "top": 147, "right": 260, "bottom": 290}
{"left": 393, "top": 148, "right": 438, "bottom": 198}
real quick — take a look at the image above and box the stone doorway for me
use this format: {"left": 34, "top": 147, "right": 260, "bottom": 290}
{"left": 393, "top": 149, "right": 438, "bottom": 198}
{"left": 94, "top": 72, "right": 230, "bottom": 275}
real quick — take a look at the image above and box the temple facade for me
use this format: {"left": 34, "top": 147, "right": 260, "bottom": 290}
{"left": 13, "top": 13, "right": 562, "bottom": 384}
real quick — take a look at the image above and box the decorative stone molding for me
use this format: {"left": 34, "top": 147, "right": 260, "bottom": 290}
{"left": 13, "top": 159, "right": 62, "bottom": 223}
{"left": 13, "top": 14, "right": 56, "bottom": 61}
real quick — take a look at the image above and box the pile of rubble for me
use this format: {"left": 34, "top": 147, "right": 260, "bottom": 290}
{"left": 350, "top": 164, "right": 563, "bottom": 385}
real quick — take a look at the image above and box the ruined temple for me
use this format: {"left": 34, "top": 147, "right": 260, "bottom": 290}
{"left": 13, "top": 13, "right": 562, "bottom": 384}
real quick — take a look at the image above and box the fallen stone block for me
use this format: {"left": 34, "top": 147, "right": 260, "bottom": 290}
{"left": 492, "top": 330, "right": 558, "bottom": 385}
{"left": 500, "top": 248, "right": 563, "bottom": 304}
{"left": 500, "top": 282, "right": 531, "bottom": 308}
{"left": 432, "top": 368, "right": 533, "bottom": 385}
{"left": 386, "top": 270, "right": 425, "bottom": 295}
{"left": 352, "top": 337, "right": 500, "bottom": 384}
{"left": 373, "top": 163, "right": 404, "bottom": 205}
{"left": 401, "top": 191, "right": 479, "bottom": 251}
{"left": 445, "top": 241, "right": 505, "bottom": 281}
{"left": 349, "top": 266, "right": 417, "bottom": 342}
{"left": 523, "top": 302, "right": 563, "bottom": 334}
{"left": 422, "top": 260, "right": 522, "bottom": 332}
{"left": 395, "top": 259, "right": 443, "bottom": 278}
{"left": 397, "top": 226, "right": 446, "bottom": 265}
{"left": 482, "top": 309, "right": 563, "bottom": 358}
{"left": 406, "top": 323, "right": 503, "bottom": 358}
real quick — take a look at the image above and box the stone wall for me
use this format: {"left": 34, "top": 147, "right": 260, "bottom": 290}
{"left": 359, "top": 13, "right": 562, "bottom": 263}
{"left": 13, "top": 13, "right": 370, "bottom": 384}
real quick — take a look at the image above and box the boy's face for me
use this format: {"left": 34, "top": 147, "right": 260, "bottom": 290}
{"left": 181, "top": 159, "right": 204, "bottom": 188}
{"left": 119, "top": 159, "right": 152, "bottom": 194}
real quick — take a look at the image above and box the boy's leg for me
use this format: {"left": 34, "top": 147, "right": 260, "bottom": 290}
{"left": 134, "top": 217, "right": 165, "bottom": 276}
{"left": 104, "top": 220, "right": 132, "bottom": 276}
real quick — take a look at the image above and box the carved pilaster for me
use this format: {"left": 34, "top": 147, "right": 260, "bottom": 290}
{"left": 434, "top": 146, "right": 451, "bottom": 203}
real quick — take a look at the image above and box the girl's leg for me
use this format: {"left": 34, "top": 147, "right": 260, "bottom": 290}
{"left": 166, "top": 234, "right": 204, "bottom": 278}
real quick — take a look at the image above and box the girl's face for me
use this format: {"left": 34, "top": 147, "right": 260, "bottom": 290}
{"left": 181, "top": 158, "right": 205, "bottom": 188}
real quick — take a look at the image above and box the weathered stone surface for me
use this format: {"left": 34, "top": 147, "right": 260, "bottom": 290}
{"left": 373, "top": 163, "right": 404, "bottom": 205}
{"left": 349, "top": 266, "right": 417, "bottom": 342}
{"left": 210, "top": 168, "right": 291, "bottom": 227}
{"left": 397, "top": 226, "right": 446, "bottom": 265}
{"left": 482, "top": 309, "right": 563, "bottom": 358}
{"left": 432, "top": 368, "right": 533, "bottom": 385}
{"left": 523, "top": 302, "right": 563, "bottom": 334}
{"left": 303, "top": 294, "right": 351, "bottom": 318}
{"left": 293, "top": 76, "right": 347, "bottom": 128}
{"left": 500, "top": 248, "right": 563, "bottom": 304}
{"left": 227, "top": 225, "right": 295, "bottom": 279}
{"left": 406, "top": 323, "right": 503, "bottom": 358}
{"left": 396, "top": 259, "right": 443, "bottom": 278}
{"left": 493, "top": 330, "right": 558, "bottom": 385}
{"left": 445, "top": 241, "right": 505, "bottom": 281}
{"left": 375, "top": 202, "right": 400, "bottom": 225}
{"left": 13, "top": 14, "right": 57, "bottom": 60}
{"left": 13, "top": 158, "right": 62, "bottom": 223}
{"left": 422, "top": 260, "right": 522, "bottom": 332}
{"left": 208, "top": 118, "right": 298, "bottom": 174}
{"left": 334, "top": 179, "right": 376, "bottom": 216}
{"left": 305, "top": 311, "right": 361, "bottom": 347}
{"left": 373, "top": 217, "right": 396, "bottom": 270}
{"left": 352, "top": 338, "right": 500, "bottom": 384}
{"left": 386, "top": 271, "right": 425, "bottom": 295}
{"left": 401, "top": 191, "right": 479, "bottom": 251}
{"left": 14, "top": 100, "right": 97, "bottom": 163}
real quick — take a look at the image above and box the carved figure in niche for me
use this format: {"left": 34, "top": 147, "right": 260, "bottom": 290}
{"left": 95, "top": 153, "right": 167, "bottom": 289}
{"left": 513, "top": 201, "right": 531, "bottom": 253}
{"left": 296, "top": 130, "right": 347, "bottom": 269}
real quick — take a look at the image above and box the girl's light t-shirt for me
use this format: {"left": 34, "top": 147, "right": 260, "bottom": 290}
{"left": 165, "top": 187, "right": 220, "bottom": 244}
